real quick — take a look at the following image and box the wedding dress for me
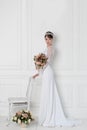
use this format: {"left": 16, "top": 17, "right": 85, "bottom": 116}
{"left": 35, "top": 45, "right": 82, "bottom": 127}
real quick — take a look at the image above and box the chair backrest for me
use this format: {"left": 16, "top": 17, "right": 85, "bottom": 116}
{"left": 26, "top": 77, "right": 33, "bottom": 99}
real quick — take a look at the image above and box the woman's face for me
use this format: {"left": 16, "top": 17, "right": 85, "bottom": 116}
{"left": 45, "top": 36, "right": 53, "bottom": 46}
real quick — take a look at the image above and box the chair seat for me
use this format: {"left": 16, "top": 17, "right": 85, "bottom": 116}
{"left": 8, "top": 97, "right": 30, "bottom": 104}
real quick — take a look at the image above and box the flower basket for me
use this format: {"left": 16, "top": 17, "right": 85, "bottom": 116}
{"left": 12, "top": 109, "right": 34, "bottom": 127}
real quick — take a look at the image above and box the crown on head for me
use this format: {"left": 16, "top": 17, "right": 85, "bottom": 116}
{"left": 45, "top": 31, "right": 54, "bottom": 37}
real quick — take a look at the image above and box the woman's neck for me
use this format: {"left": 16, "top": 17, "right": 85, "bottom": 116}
{"left": 47, "top": 45, "right": 53, "bottom": 48}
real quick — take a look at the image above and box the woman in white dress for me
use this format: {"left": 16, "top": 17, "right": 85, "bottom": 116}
{"left": 32, "top": 31, "right": 82, "bottom": 127}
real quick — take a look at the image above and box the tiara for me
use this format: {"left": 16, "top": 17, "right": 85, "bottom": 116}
{"left": 45, "top": 32, "right": 54, "bottom": 36}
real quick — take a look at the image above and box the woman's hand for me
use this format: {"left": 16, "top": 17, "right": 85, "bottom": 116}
{"left": 35, "top": 61, "right": 41, "bottom": 65}
{"left": 32, "top": 73, "right": 39, "bottom": 79}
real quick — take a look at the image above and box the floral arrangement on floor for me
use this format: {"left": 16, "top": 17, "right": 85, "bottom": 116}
{"left": 34, "top": 53, "right": 48, "bottom": 70}
{"left": 12, "top": 110, "right": 34, "bottom": 126}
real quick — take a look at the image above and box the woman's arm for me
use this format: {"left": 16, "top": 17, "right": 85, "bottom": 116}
{"left": 43, "top": 46, "right": 54, "bottom": 70}
{"left": 32, "top": 68, "right": 39, "bottom": 79}
{"left": 32, "top": 73, "right": 39, "bottom": 79}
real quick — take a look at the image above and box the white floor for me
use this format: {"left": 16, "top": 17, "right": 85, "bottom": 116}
{"left": 0, "top": 116, "right": 87, "bottom": 130}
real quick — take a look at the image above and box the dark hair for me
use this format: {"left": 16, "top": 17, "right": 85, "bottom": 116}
{"left": 44, "top": 31, "right": 54, "bottom": 39}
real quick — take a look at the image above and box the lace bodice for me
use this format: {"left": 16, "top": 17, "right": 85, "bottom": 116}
{"left": 43, "top": 45, "right": 54, "bottom": 65}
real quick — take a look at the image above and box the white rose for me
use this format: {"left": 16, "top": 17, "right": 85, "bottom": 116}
{"left": 21, "top": 117, "right": 24, "bottom": 119}
{"left": 18, "top": 119, "right": 21, "bottom": 124}
{"left": 28, "top": 119, "right": 31, "bottom": 124}
{"left": 14, "top": 116, "right": 17, "bottom": 121}
{"left": 25, "top": 121, "right": 28, "bottom": 124}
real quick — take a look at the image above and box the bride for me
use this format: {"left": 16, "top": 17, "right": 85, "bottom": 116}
{"left": 32, "top": 31, "right": 82, "bottom": 127}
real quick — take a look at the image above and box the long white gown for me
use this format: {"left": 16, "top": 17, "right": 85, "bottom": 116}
{"left": 36, "top": 45, "right": 82, "bottom": 127}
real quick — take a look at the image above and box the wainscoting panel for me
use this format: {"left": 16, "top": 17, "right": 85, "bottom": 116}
{"left": 0, "top": 0, "right": 87, "bottom": 119}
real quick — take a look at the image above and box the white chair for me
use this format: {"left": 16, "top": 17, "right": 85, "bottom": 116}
{"left": 8, "top": 76, "right": 34, "bottom": 122}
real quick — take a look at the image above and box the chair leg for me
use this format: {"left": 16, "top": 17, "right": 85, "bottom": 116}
{"left": 9, "top": 103, "right": 11, "bottom": 121}
{"left": 7, "top": 103, "right": 12, "bottom": 126}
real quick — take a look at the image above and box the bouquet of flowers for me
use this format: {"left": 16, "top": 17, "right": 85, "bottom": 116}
{"left": 34, "top": 53, "right": 48, "bottom": 70}
{"left": 12, "top": 110, "right": 34, "bottom": 127}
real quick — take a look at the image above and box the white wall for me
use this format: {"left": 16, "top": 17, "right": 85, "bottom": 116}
{"left": 0, "top": 0, "right": 87, "bottom": 118}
